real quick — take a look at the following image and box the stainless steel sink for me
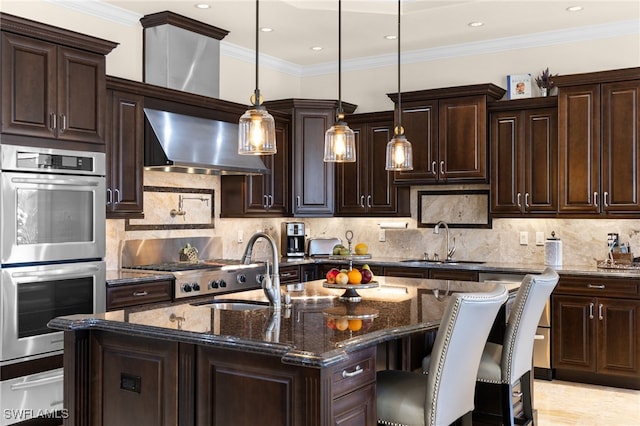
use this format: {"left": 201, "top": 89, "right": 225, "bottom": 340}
{"left": 192, "top": 299, "right": 270, "bottom": 311}
{"left": 400, "top": 259, "right": 485, "bottom": 265}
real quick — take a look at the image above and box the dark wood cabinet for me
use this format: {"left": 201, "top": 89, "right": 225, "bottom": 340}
{"left": 552, "top": 274, "right": 640, "bottom": 389}
{"left": 428, "top": 268, "right": 478, "bottom": 282}
{"left": 383, "top": 266, "right": 428, "bottom": 279}
{"left": 221, "top": 117, "right": 291, "bottom": 217}
{"left": 489, "top": 97, "right": 558, "bottom": 216}
{"left": 336, "top": 112, "right": 409, "bottom": 216}
{"left": 265, "top": 99, "right": 356, "bottom": 217}
{"left": 105, "top": 87, "right": 145, "bottom": 218}
{"left": 106, "top": 280, "right": 173, "bottom": 310}
{"left": 0, "top": 14, "right": 116, "bottom": 150}
{"left": 389, "top": 84, "right": 505, "bottom": 185}
{"left": 556, "top": 68, "right": 640, "bottom": 216}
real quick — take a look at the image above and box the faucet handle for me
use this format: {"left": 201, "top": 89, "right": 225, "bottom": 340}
{"left": 433, "top": 253, "right": 440, "bottom": 261}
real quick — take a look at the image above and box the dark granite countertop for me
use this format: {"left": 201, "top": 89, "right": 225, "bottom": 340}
{"left": 106, "top": 270, "right": 175, "bottom": 286}
{"left": 50, "top": 277, "right": 516, "bottom": 367}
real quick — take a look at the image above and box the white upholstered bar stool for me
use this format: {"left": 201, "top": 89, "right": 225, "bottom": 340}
{"left": 475, "top": 267, "right": 559, "bottom": 426}
{"left": 376, "top": 284, "right": 509, "bottom": 426}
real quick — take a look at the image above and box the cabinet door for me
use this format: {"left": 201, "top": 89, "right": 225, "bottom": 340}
{"left": 491, "top": 111, "right": 523, "bottom": 214}
{"left": 439, "top": 95, "right": 487, "bottom": 182}
{"left": 106, "top": 90, "right": 144, "bottom": 218}
{"left": 558, "top": 84, "right": 601, "bottom": 213}
{"left": 367, "top": 123, "right": 398, "bottom": 214}
{"left": 393, "top": 101, "right": 439, "bottom": 184}
{"left": 57, "top": 46, "right": 106, "bottom": 144}
{"left": 428, "top": 268, "right": 478, "bottom": 282}
{"left": 332, "top": 382, "right": 376, "bottom": 426}
{"left": 523, "top": 107, "right": 557, "bottom": 212}
{"left": 336, "top": 124, "right": 367, "bottom": 215}
{"left": 552, "top": 294, "right": 597, "bottom": 372}
{"left": 597, "top": 298, "right": 640, "bottom": 378}
{"left": 1, "top": 32, "right": 56, "bottom": 138}
{"left": 601, "top": 80, "right": 640, "bottom": 213}
{"left": 293, "top": 109, "right": 335, "bottom": 216}
{"left": 383, "top": 266, "right": 428, "bottom": 279}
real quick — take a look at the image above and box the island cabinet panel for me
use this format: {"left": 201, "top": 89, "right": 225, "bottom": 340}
{"left": 552, "top": 274, "right": 640, "bottom": 389}
{"left": 89, "top": 332, "right": 179, "bottom": 426}
{"left": 556, "top": 68, "right": 640, "bottom": 216}
{"left": 428, "top": 268, "right": 478, "bottom": 282}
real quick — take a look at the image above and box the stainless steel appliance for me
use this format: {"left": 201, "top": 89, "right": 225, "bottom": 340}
{"left": 282, "top": 222, "right": 305, "bottom": 258}
{"left": 0, "top": 144, "right": 107, "bottom": 424}
{"left": 480, "top": 272, "right": 552, "bottom": 380}
{"left": 1, "top": 144, "right": 106, "bottom": 264}
{"left": 120, "top": 238, "right": 265, "bottom": 301}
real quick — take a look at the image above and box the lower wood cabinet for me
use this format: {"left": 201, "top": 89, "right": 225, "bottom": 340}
{"left": 106, "top": 280, "right": 173, "bottom": 310}
{"left": 428, "top": 268, "right": 478, "bottom": 282}
{"left": 552, "top": 275, "right": 640, "bottom": 389}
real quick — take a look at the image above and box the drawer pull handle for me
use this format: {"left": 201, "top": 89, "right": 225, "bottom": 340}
{"left": 512, "top": 391, "right": 523, "bottom": 398}
{"left": 587, "top": 284, "right": 605, "bottom": 289}
{"left": 342, "top": 365, "right": 363, "bottom": 379}
{"left": 589, "top": 302, "right": 594, "bottom": 320}
{"left": 133, "top": 291, "right": 149, "bottom": 297}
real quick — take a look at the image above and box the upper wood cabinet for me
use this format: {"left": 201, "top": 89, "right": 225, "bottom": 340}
{"left": 556, "top": 68, "right": 640, "bottom": 216}
{"left": 388, "top": 84, "right": 505, "bottom": 185}
{"left": 221, "top": 116, "right": 291, "bottom": 217}
{"left": 336, "top": 111, "right": 410, "bottom": 216}
{"left": 265, "top": 99, "right": 356, "bottom": 217}
{"left": 105, "top": 84, "right": 145, "bottom": 218}
{"left": 0, "top": 13, "right": 117, "bottom": 150}
{"left": 489, "top": 97, "right": 558, "bottom": 216}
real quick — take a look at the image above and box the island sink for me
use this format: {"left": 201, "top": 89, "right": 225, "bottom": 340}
{"left": 191, "top": 299, "right": 270, "bottom": 311}
{"left": 400, "top": 259, "right": 485, "bottom": 265}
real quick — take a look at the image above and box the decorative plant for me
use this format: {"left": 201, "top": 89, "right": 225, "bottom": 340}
{"left": 535, "top": 67, "right": 558, "bottom": 89}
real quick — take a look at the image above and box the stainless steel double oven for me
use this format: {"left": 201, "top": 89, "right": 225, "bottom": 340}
{"left": 0, "top": 144, "right": 106, "bottom": 425}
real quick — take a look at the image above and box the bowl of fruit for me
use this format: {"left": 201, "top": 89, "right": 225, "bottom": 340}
{"left": 323, "top": 265, "right": 377, "bottom": 302}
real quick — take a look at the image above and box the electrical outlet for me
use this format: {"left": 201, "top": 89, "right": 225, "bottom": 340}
{"left": 237, "top": 230, "right": 243, "bottom": 244}
{"left": 519, "top": 231, "right": 529, "bottom": 246}
{"left": 536, "top": 231, "right": 545, "bottom": 246}
{"left": 379, "top": 229, "right": 386, "bottom": 242}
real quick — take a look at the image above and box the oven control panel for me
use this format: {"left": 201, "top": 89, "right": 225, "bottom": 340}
{"left": 173, "top": 265, "right": 265, "bottom": 299}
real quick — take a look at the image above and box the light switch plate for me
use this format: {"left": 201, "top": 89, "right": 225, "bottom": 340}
{"left": 379, "top": 229, "right": 386, "bottom": 242}
{"left": 519, "top": 231, "right": 529, "bottom": 245}
{"left": 536, "top": 231, "right": 545, "bottom": 246}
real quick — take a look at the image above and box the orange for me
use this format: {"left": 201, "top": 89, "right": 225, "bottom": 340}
{"left": 347, "top": 269, "right": 362, "bottom": 284}
{"left": 348, "top": 319, "right": 363, "bottom": 331}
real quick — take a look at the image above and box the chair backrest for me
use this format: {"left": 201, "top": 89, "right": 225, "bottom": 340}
{"left": 425, "top": 284, "right": 508, "bottom": 426}
{"left": 501, "top": 267, "right": 559, "bottom": 384}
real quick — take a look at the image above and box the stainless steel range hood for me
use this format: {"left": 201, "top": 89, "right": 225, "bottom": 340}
{"left": 143, "top": 108, "right": 269, "bottom": 175}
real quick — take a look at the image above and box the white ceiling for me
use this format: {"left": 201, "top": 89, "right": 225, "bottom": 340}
{"left": 98, "top": 0, "right": 638, "bottom": 68}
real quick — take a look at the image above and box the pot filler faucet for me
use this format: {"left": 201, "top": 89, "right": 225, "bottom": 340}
{"left": 434, "top": 221, "right": 456, "bottom": 261}
{"left": 241, "top": 232, "right": 281, "bottom": 312}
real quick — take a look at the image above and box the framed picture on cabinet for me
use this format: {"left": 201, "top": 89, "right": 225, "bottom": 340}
{"left": 506, "top": 73, "right": 532, "bottom": 99}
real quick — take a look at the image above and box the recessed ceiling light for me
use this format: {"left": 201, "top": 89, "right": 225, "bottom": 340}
{"left": 260, "top": 27, "right": 273, "bottom": 32}
{"left": 468, "top": 21, "right": 484, "bottom": 28}
{"left": 195, "top": 3, "right": 210, "bottom": 9}
{"left": 384, "top": 35, "right": 397, "bottom": 40}
{"left": 311, "top": 46, "right": 323, "bottom": 51}
{"left": 566, "top": 5, "right": 583, "bottom": 12}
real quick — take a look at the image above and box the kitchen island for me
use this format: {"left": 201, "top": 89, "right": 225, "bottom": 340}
{"left": 49, "top": 277, "right": 516, "bottom": 426}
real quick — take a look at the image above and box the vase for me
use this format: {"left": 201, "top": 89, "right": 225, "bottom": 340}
{"left": 541, "top": 87, "right": 548, "bottom": 97}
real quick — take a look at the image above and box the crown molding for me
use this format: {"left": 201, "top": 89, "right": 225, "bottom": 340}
{"left": 45, "top": 0, "right": 142, "bottom": 26}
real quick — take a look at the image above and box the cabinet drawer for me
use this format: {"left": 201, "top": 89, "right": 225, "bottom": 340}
{"left": 107, "top": 280, "right": 173, "bottom": 310}
{"left": 330, "top": 347, "right": 376, "bottom": 398}
{"left": 428, "top": 268, "right": 478, "bottom": 282}
{"left": 279, "top": 265, "right": 301, "bottom": 284}
{"left": 555, "top": 275, "right": 640, "bottom": 298}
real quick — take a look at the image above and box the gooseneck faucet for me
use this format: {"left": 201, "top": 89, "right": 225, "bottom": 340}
{"left": 241, "top": 232, "right": 281, "bottom": 312}
{"left": 434, "top": 221, "right": 456, "bottom": 261}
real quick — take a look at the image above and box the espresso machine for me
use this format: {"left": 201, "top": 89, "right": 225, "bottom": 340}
{"left": 281, "top": 222, "right": 305, "bottom": 257}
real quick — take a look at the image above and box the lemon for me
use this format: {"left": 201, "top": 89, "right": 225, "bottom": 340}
{"left": 354, "top": 243, "right": 368, "bottom": 255}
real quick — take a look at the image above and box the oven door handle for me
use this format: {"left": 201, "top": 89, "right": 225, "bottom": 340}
{"left": 10, "top": 177, "right": 101, "bottom": 187}
{"left": 11, "top": 265, "right": 101, "bottom": 279}
{"left": 10, "top": 371, "right": 63, "bottom": 391}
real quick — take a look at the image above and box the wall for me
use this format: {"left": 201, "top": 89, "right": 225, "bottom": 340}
{"left": 3, "top": 1, "right": 639, "bottom": 269}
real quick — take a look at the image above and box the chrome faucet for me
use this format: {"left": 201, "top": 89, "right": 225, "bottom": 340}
{"left": 434, "top": 221, "right": 456, "bottom": 261}
{"left": 241, "top": 232, "right": 281, "bottom": 312}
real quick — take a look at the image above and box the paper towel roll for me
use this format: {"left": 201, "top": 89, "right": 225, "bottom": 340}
{"left": 378, "top": 222, "right": 408, "bottom": 229}
{"left": 545, "top": 239, "right": 563, "bottom": 266}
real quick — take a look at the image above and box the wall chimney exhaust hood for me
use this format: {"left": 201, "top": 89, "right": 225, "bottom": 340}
{"left": 144, "top": 108, "right": 269, "bottom": 175}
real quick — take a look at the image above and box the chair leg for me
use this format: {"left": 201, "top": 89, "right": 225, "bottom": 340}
{"left": 501, "top": 383, "right": 515, "bottom": 426}
{"left": 460, "top": 411, "right": 472, "bottom": 426}
{"left": 521, "top": 370, "right": 534, "bottom": 424}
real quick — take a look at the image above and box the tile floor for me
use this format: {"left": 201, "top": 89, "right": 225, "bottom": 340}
{"left": 535, "top": 379, "right": 640, "bottom": 425}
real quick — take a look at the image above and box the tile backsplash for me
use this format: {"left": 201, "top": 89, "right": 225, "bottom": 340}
{"left": 105, "top": 171, "right": 640, "bottom": 270}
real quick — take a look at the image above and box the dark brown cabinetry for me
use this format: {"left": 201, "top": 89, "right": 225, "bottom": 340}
{"left": 105, "top": 85, "right": 145, "bottom": 218}
{"left": 336, "top": 112, "right": 409, "bottom": 216}
{"left": 265, "top": 99, "right": 356, "bottom": 217}
{"left": 384, "top": 266, "right": 428, "bottom": 279}
{"left": 221, "top": 117, "right": 290, "bottom": 217}
{"left": 388, "top": 84, "right": 505, "bottom": 185}
{"left": 489, "top": 97, "right": 558, "bottom": 216}
{"left": 428, "top": 268, "right": 478, "bottom": 282}
{"left": 0, "top": 14, "right": 116, "bottom": 150}
{"left": 556, "top": 68, "right": 640, "bottom": 216}
{"left": 106, "top": 280, "right": 173, "bottom": 310}
{"left": 552, "top": 274, "right": 640, "bottom": 389}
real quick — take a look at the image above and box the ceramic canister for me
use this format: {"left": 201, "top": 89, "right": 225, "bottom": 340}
{"left": 545, "top": 233, "right": 563, "bottom": 266}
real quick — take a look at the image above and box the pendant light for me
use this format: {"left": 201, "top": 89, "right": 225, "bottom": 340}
{"left": 323, "top": 0, "right": 356, "bottom": 163}
{"left": 239, "top": 0, "right": 276, "bottom": 155}
{"left": 385, "top": 0, "right": 413, "bottom": 171}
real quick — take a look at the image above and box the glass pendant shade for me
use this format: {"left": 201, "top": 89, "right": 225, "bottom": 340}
{"left": 238, "top": 106, "right": 276, "bottom": 155}
{"left": 324, "top": 121, "right": 356, "bottom": 162}
{"left": 385, "top": 133, "right": 413, "bottom": 171}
